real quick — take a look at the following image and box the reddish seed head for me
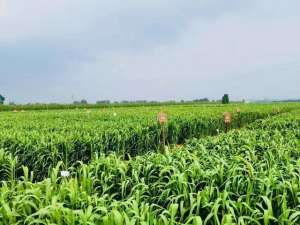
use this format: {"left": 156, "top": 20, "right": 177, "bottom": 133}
{"left": 158, "top": 112, "right": 167, "bottom": 125}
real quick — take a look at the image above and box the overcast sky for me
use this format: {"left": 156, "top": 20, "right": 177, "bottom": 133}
{"left": 0, "top": 0, "right": 299, "bottom": 103}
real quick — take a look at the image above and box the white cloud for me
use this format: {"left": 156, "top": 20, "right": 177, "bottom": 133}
{"left": 0, "top": 1, "right": 6, "bottom": 16}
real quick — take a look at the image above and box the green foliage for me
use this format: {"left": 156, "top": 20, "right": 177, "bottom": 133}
{"left": 222, "top": 94, "right": 230, "bottom": 104}
{"left": 0, "top": 104, "right": 295, "bottom": 179}
{"left": 0, "top": 102, "right": 215, "bottom": 112}
{"left": 0, "top": 104, "right": 300, "bottom": 224}
{"left": 0, "top": 94, "right": 5, "bottom": 104}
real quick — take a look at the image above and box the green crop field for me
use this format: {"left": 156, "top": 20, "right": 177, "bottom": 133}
{"left": 1, "top": 103, "right": 300, "bottom": 224}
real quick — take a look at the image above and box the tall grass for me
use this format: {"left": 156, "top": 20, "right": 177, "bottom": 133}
{"left": 0, "top": 104, "right": 296, "bottom": 180}
{"left": 1, "top": 110, "right": 300, "bottom": 224}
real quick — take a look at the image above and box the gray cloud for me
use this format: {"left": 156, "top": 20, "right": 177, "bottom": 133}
{"left": 0, "top": 0, "right": 300, "bottom": 103}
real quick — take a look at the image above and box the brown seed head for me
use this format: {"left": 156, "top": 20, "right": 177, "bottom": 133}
{"left": 158, "top": 112, "right": 168, "bottom": 125}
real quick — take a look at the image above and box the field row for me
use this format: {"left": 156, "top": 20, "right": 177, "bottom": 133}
{"left": 1, "top": 110, "right": 300, "bottom": 224}
{"left": 0, "top": 104, "right": 298, "bottom": 180}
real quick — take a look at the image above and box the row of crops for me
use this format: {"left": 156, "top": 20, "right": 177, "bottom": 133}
{"left": 0, "top": 103, "right": 298, "bottom": 180}
{"left": 0, "top": 107, "right": 300, "bottom": 224}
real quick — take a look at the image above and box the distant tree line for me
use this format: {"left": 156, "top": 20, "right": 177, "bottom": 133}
{"left": 273, "top": 99, "right": 300, "bottom": 103}
{"left": 0, "top": 94, "right": 5, "bottom": 104}
{"left": 73, "top": 99, "right": 88, "bottom": 105}
{"left": 73, "top": 98, "right": 212, "bottom": 105}
{"left": 0, "top": 93, "right": 233, "bottom": 110}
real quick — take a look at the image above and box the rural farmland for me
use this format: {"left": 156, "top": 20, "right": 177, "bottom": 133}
{"left": 1, "top": 1, "right": 300, "bottom": 224}
{"left": 1, "top": 103, "right": 300, "bottom": 224}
